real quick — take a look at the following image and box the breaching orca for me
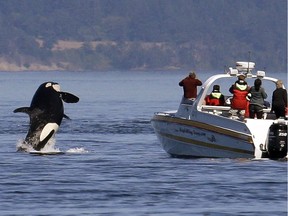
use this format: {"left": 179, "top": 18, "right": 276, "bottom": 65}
{"left": 14, "top": 82, "right": 79, "bottom": 151}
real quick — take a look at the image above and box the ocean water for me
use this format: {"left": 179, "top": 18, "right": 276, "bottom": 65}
{"left": 0, "top": 70, "right": 287, "bottom": 216}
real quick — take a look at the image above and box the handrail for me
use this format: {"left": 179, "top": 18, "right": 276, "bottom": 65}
{"left": 201, "top": 105, "right": 230, "bottom": 111}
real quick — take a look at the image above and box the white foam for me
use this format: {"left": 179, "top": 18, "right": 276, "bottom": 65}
{"left": 16, "top": 139, "right": 34, "bottom": 152}
{"left": 66, "top": 147, "right": 88, "bottom": 153}
{"left": 16, "top": 137, "right": 61, "bottom": 153}
{"left": 16, "top": 138, "right": 88, "bottom": 154}
{"left": 40, "top": 138, "right": 60, "bottom": 152}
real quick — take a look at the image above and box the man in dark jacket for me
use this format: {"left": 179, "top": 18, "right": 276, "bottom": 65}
{"left": 179, "top": 72, "right": 202, "bottom": 100}
{"left": 272, "top": 80, "right": 288, "bottom": 118}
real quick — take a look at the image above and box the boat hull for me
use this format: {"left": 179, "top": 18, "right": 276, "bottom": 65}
{"left": 151, "top": 66, "right": 288, "bottom": 159}
{"left": 151, "top": 114, "right": 255, "bottom": 158}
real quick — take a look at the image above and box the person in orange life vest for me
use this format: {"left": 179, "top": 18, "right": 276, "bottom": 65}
{"left": 229, "top": 74, "right": 250, "bottom": 117}
{"left": 179, "top": 71, "right": 202, "bottom": 100}
{"left": 205, "top": 85, "right": 225, "bottom": 106}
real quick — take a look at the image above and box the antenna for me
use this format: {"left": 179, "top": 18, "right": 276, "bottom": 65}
{"left": 247, "top": 51, "right": 251, "bottom": 73}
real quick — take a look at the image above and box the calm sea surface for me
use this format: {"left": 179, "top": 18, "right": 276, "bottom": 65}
{"left": 0, "top": 70, "right": 287, "bottom": 216}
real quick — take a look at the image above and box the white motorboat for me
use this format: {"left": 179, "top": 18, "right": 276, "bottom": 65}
{"left": 151, "top": 62, "right": 287, "bottom": 159}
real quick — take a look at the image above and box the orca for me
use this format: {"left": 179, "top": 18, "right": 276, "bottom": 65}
{"left": 14, "top": 82, "right": 79, "bottom": 151}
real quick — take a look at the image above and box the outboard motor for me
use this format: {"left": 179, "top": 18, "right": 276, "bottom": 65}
{"left": 261, "top": 120, "right": 287, "bottom": 159}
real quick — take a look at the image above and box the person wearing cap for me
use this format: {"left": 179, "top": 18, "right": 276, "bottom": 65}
{"left": 205, "top": 85, "right": 225, "bottom": 106}
{"left": 247, "top": 78, "right": 267, "bottom": 119}
{"left": 229, "top": 74, "right": 250, "bottom": 118}
{"left": 271, "top": 80, "right": 287, "bottom": 118}
{"left": 179, "top": 71, "right": 202, "bottom": 101}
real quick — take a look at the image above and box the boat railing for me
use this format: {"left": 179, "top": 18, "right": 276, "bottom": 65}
{"left": 202, "top": 105, "right": 271, "bottom": 112}
{"left": 174, "top": 102, "right": 274, "bottom": 119}
{"left": 201, "top": 105, "right": 231, "bottom": 111}
{"left": 201, "top": 105, "right": 231, "bottom": 117}
{"left": 201, "top": 105, "right": 274, "bottom": 119}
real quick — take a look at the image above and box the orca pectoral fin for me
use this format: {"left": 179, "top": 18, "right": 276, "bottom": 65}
{"left": 35, "top": 123, "right": 59, "bottom": 151}
{"left": 13, "top": 107, "right": 31, "bottom": 114}
{"left": 63, "top": 114, "right": 71, "bottom": 120}
{"left": 35, "top": 130, "right": 55, "bottom": 151}
{"left": 60, "top": 92, "right": 79, "bottom": 103}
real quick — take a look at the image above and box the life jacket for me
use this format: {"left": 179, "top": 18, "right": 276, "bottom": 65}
{"left": 231, "top": 88, "right": 249, "bottom": 110}
{"left": 205, "top": 92, "right": 223, "bottom": 106}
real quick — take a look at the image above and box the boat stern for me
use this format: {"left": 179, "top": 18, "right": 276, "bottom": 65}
{"left": 246, "top": 118, "right": 288, "bottom": 159}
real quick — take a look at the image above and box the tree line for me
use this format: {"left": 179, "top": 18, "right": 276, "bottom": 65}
{"left": 0, "top": 0, "right": 286, "bottom": 71}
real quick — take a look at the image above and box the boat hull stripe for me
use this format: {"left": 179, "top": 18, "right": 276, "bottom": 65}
{"left": 152, "top": 115, "right": 253, "bottom": 143}
{"left": 156, "top": 130, "right": 254, "bottom": 155}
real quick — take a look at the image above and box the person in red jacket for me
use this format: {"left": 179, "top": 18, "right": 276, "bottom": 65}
{"left": 229, "top": 75, "right": 250, "bottom": 119}
{"left": 205, "top": 85, "right": 225, "bottom": 106}
{"left": 179, "top": 72, "right": 202, "bottom": 102}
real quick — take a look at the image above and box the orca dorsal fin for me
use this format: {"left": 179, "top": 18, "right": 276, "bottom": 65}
{"left": 13, "top": 107, "right": 31, "bottom": 114}
{"left": 60, "top": 92, "right": 79, "bottom": 103}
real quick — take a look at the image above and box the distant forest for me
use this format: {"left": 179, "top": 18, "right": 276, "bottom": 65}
{"left": 0, "top": 0, "right": 286, "bottom": 72}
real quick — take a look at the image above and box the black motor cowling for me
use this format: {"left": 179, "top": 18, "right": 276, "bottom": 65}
{"left": 266, "top": 122, "right": 287, "bottom": 159}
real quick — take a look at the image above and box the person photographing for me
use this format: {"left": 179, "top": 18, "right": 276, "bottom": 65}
{"left": 179, "top": 71, "right": 202, "bottom": 103}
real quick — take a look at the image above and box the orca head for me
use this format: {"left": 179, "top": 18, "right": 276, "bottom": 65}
{"left": 30, "top": 82, "right": 62, "bottom": 109}
{"left": 43, "top": 82, "right": 80, "bottom": 104}
{"left": 44, "top": 82, "right": 61, "bottom": 92}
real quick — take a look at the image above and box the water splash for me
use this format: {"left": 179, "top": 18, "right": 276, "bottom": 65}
{"left": 66, "top": 147, "right": 88, "bottom": 153}
{"left": 16, "top": 139, "right": 34, "bottom": 152}
{"left": 16, "top": 137, "right": 61, "bottom": 153}
{"left": 16, "top": 138, "right": 88, "bottom": 154}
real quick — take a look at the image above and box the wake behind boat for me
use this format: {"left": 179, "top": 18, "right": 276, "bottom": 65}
{"left": 151, "top": 62, "right": 287, "bottom": 159}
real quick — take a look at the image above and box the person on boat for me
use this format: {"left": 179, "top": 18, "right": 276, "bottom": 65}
{"left": 247, "top": 78, "right": 267, "bottom": 119}
{"left": 229, "top": 74, "right": 250, "bottom": 118}
{"left": 179, "top": 71, "right": 202, "bottom": 102}
{"left": 271, "top": 80, "right": 288, "bottom": 118}
{"left": 204, "top": 85, "right": 225, "bottom": 106}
